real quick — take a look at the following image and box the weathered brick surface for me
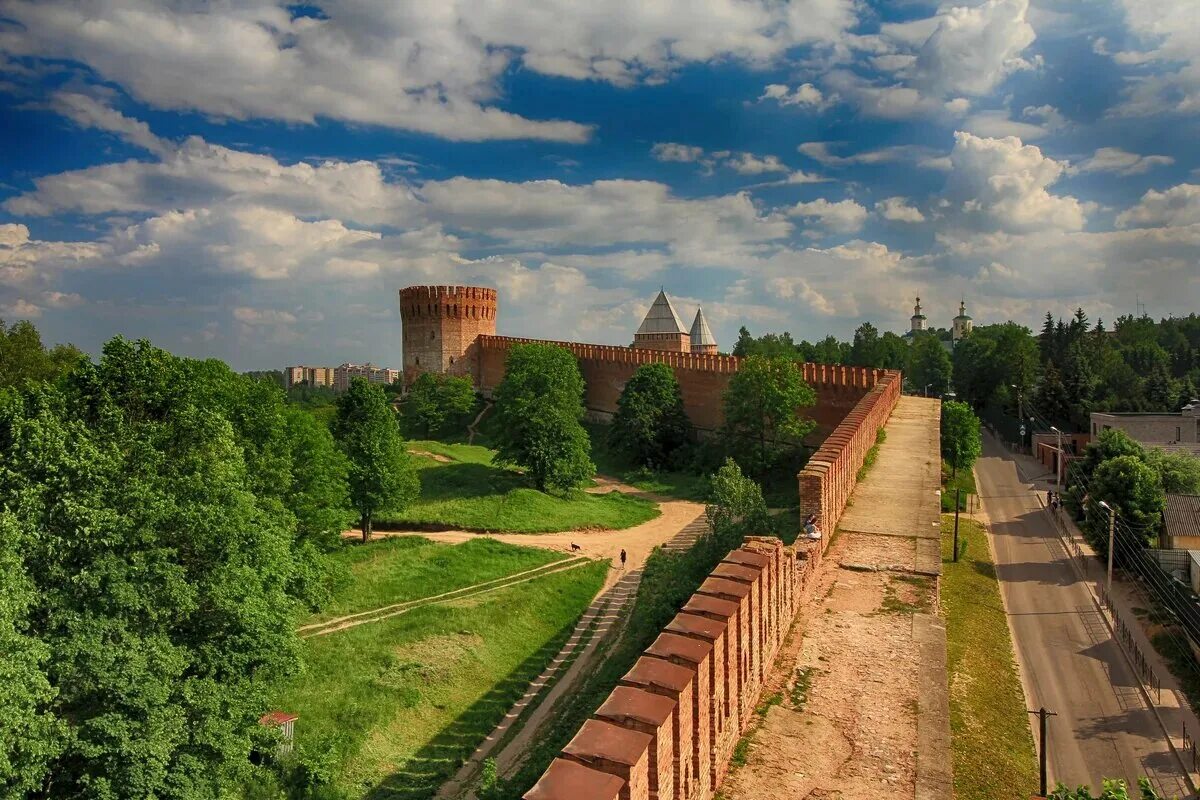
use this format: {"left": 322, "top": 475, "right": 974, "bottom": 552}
{"left": 525, "top": 758, "right": 625, "bottom": 800}
{"left": 525, "top": 535, "right": 837, "bottom": 800}
{"left": 595, "top": 687, "right": 677, "bottom": 800}
{"left": 398, "top": 286, "right": 497, "bottom": 382}
{"left": 665, "top": 613, "right": 731, "bottom": 789}
{"left": 645, "top": 632, "right": 714, "bottom": 800}
{"left": 562, "top": 719, "right": 653, "bottom": 800}
{"left": 473, "top": 334, "right": 893, "bottom": 434}
{"left": 620, "top": 658, "right": 695, "bottom": 800}
{"left": 796, "top": 371, "right": 901, "bottom": 541}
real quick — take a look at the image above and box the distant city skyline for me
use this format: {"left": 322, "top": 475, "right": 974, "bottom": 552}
{"left": 2, "top": 0, "right": 1198, "bottom": 372}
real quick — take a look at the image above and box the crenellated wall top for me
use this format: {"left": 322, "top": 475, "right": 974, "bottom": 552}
{"left": 399, "top": 285, "right": 498, "bottom": 302}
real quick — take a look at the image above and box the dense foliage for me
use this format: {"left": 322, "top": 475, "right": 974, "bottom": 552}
{"left": 908, "top": 333, "right": 953, "bottom": 396}
{"left": 722, "top": 354, "right": 816, "bottom": 474}
{"left": 941, "top": 401, "right": 983, "bottom": 478}
{"left": 0, "top": 336, "right": 351, "bottom": 798}
{"left": 334, "top": 378, "right": 419, "bottom": 542}
{"left": 492, "top": 343, "right": 595, "bottom": 492}
{"left": 402, "top": 372, "right": 477, "bottom": 437}
{"left": 0, "top": 318, "right": 84, "bottom": 389}
{"left": 609, "top": 363, "right": 692, "bottom": 468}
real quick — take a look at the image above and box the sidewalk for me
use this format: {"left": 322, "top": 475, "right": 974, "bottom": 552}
{"left": 1048, "top": 504, "right": 1200, "bottom": 792}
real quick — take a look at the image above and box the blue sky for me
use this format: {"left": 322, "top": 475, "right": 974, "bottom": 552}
{"left": 1, "top": 0, "right": 1198, "bottom": 370}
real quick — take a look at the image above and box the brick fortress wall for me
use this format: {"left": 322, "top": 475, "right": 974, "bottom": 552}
{"left": 797, "top": 370, "right": 901, "bottom": 536}
{"left": 524, "top": 535, "right": 825, "bottom": 800}
{"left": 398, "top": 286, "right": 497, "bottom": 381}
{"left": 470, "top": 334, "right": 891, "bottom": 437}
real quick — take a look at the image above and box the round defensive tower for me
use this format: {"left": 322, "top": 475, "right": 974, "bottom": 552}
{"left": 399, "top": 285, "right": 498, "bottom": 384}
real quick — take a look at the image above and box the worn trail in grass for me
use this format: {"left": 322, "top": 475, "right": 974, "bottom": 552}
{"left": 275, "top": 552, "right": 609, "bottom": 800}
{"left": 310, "top": 537, "right": 566, "bottom": 624}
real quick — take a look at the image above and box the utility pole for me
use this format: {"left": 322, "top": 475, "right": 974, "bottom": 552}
{"left": 1051, "top": 425, "right": 1063, "bottom": 492}
{"left": 953, "top": 487, "right": 962, "bottom": 562}
{"left": 1101, "top": 500, "right": 1116, "bottom": 603}
{"left": 1028, "top": 707, "right": 1058, "bottom": 796}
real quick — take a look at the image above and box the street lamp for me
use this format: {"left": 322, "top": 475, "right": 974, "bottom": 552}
{"left": 1050, "top": 426, "right": 1063, "bottom": 492}
{"left": 1099, "top": 500, "right": 1116, "bottom": 601}
{"left": 924, "top": 383, "right": 932, "bottom": 397}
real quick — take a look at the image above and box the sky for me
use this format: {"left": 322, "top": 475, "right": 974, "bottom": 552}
{"left": 1, "top": 0, "right": 1198, "bottom": 371}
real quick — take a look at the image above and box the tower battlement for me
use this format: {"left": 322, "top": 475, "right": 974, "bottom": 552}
{"left": 399, "top": 284, "right": 497, "bottom": 381}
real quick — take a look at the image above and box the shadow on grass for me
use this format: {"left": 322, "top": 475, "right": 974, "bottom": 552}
{"left": 417, "top": 461, "right": 525, "bottom": 502}
{"left": 362, "top": 617, "right": 577, "bottom": 800}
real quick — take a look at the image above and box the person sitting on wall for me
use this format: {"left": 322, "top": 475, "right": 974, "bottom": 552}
{"left": 803, "top": 514, "right": 822, "bottom": 540}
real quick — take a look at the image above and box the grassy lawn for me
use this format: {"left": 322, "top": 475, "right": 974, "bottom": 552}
{"left": 375, "top": 441, "right": 660, "bottom": 533}
{"left": 275, "top": 552, "right": 609, "bottom": 799}
{"left": 941, "top": 514, "right": 1039, "bottom": 800}
{"left": 585, "top": 423, "right": 712, "bottom": 501}
{"left": 311, "top": 537, "right": 567, "bottom": 623}
{"left": 942, "top": 460, "right": 978, "bottom": 512}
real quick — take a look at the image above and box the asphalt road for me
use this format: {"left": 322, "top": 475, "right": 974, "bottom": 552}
{"left": 975, "top": 434, "right": 1190, "bottom": 797}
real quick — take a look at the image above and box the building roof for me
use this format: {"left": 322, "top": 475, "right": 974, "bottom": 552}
{"left": 1165, "top": 495, "right": 1200, "bottom": 541}
{"left": 636, "top": 290, "right": 687, "bottom": 335}
{"left": 689, "top": 307, "right": 716, "bottom": 346}
{"left": 259, "top": 711, "right": 298, "bottom": 725}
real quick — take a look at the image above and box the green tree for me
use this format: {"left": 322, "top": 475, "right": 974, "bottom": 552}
{"left": 0, "top": 318, "right": 85, "bottom": 389}
{"left": 403, "top": 372, "right": 477, "bottom": 437}
{"left": 877, "top": 331, "right": 910, "bottom": 371}
{"left": 283, "top": 408, "right": 352, "bottom": 604}
{"left": 941, "top": 400, "right": 982, "bottom": 478}
{"left": 1088, "top": 455, "right": 1164, "bottom": 549}
{"left": 1034, "top": 361, "right": 1073, "bottom": 427}
{"left": 1146, "top": 448, "right": 1200, "bottom": 495}
{"left": 705, "top": 458, "right": 770, "bottom": 548}
{"left": 609, "top": 363, "right": 692, "bottom": 468}
{"left": 849, "top": 321, "right": 882, "bottom": 367}
{"left": 908, "top": 335, "right": 952, "bottom": 396}
{"left": 0, "top": 338, "right": 310, "bottom": 797}
{"left": 493, "top": 343, "right": 595, "bottom": 492}
{"left": 722, "top": 355, "right": 816, "bottom": 473}
{"left": 335, "top": 377, "right": 419, "bottom": 542}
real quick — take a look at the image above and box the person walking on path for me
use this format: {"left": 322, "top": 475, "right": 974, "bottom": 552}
{"left": 619, "top": 549, "right": 627, "bottom": 571}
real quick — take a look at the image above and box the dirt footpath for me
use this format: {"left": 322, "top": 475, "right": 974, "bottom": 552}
{"left": 721, "top": 396, "right": 949, "bottom": 800}
{"left": 350, "top": 483, "right": 705, "bottom": 590}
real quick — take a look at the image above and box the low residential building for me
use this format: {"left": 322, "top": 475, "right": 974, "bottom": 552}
{"left": 1032, "top": 431, "right": 1091, "bottom": 486}
{"left": 1163, "top": 494, "right": 1200, "bottom": 551}
{"left": 1090, "top": 402, "right": 1200, "bottom": 447}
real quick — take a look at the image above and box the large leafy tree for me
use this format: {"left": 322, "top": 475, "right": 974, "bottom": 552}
{"left": 941, "top": 400, "right": 982, "bottom": 478}
{"left": 334, "top": 378, "right": 419, "bottom": 542}
{"left": 849, "top": 321, "right": 882, "bottom": 367}
{"left": 722, "top": 355, "right": 816, "bottom": 473}
{"left": 1146, "top": 448, "right": 1200, "bottom": 496}
{"left": 403, "top": 372, "right": 477, "bottom": 437}
{"left": 0, "top": 318, "right": 84, "bottom": 389}
{"left": 0, "top": 337, "right": 318, "bottom": 798}
{"left": 1088, "top": 455, "right": 1164, "bottom": 549}
{"left": 907, "top": 334, "right": 952, "bottom": 396}
{"left": 493, "top": 343, "right": 595, "bottom": 492}
{"left": 609, "top": 363, "right": 692, "bottom": 468}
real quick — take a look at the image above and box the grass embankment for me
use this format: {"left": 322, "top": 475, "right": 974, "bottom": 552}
{"left": 375, "top": 441, "right": 660, "bottom": 533}
{"left": 310, "top": 537, "right": 566, "bottom": 624}
{"left": 941, "top": 514, "right": 1039, "bottom": 799}
{"left": 585, "top": 423, "right": 712, "bottom": 501}
{"left": 942, "top": 461, "right": 977, "bottom": 512}
{"left": 276, "top": 538, "right": 608, "bottom": 799}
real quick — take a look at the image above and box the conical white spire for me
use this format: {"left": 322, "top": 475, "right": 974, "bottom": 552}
{"left": 635, "top": 289, "right": 687, "bottom": 335}
{"left": 689, "top": 307, "right": 716, "bottom": 347}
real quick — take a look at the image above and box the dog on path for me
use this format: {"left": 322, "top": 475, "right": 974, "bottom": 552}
{"left": 570, "top": 543, "right": 581, "bottom": 552}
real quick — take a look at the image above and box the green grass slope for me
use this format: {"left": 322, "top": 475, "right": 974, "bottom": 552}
{"left": 276, "top": 547, "right": 608, "bottom": 799}
{"left": 311, "top": 537, "right": 567, "bottom": 623}
{"left": 941, "top": 515, "right": 1038, "bottom": 799}
{"left": 375, "top": 441, "right": 659, "bottom": 533}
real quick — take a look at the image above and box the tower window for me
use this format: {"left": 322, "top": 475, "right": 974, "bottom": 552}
{"left": 415, "top": 357, "right": 420, "bottom": 366}
{"left": 430, "top": 331, "right": 435, "bottom": 340}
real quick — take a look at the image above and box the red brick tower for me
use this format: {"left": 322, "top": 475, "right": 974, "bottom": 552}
{"left": 398, "top": 285, "right": 497, "bottom": 385}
